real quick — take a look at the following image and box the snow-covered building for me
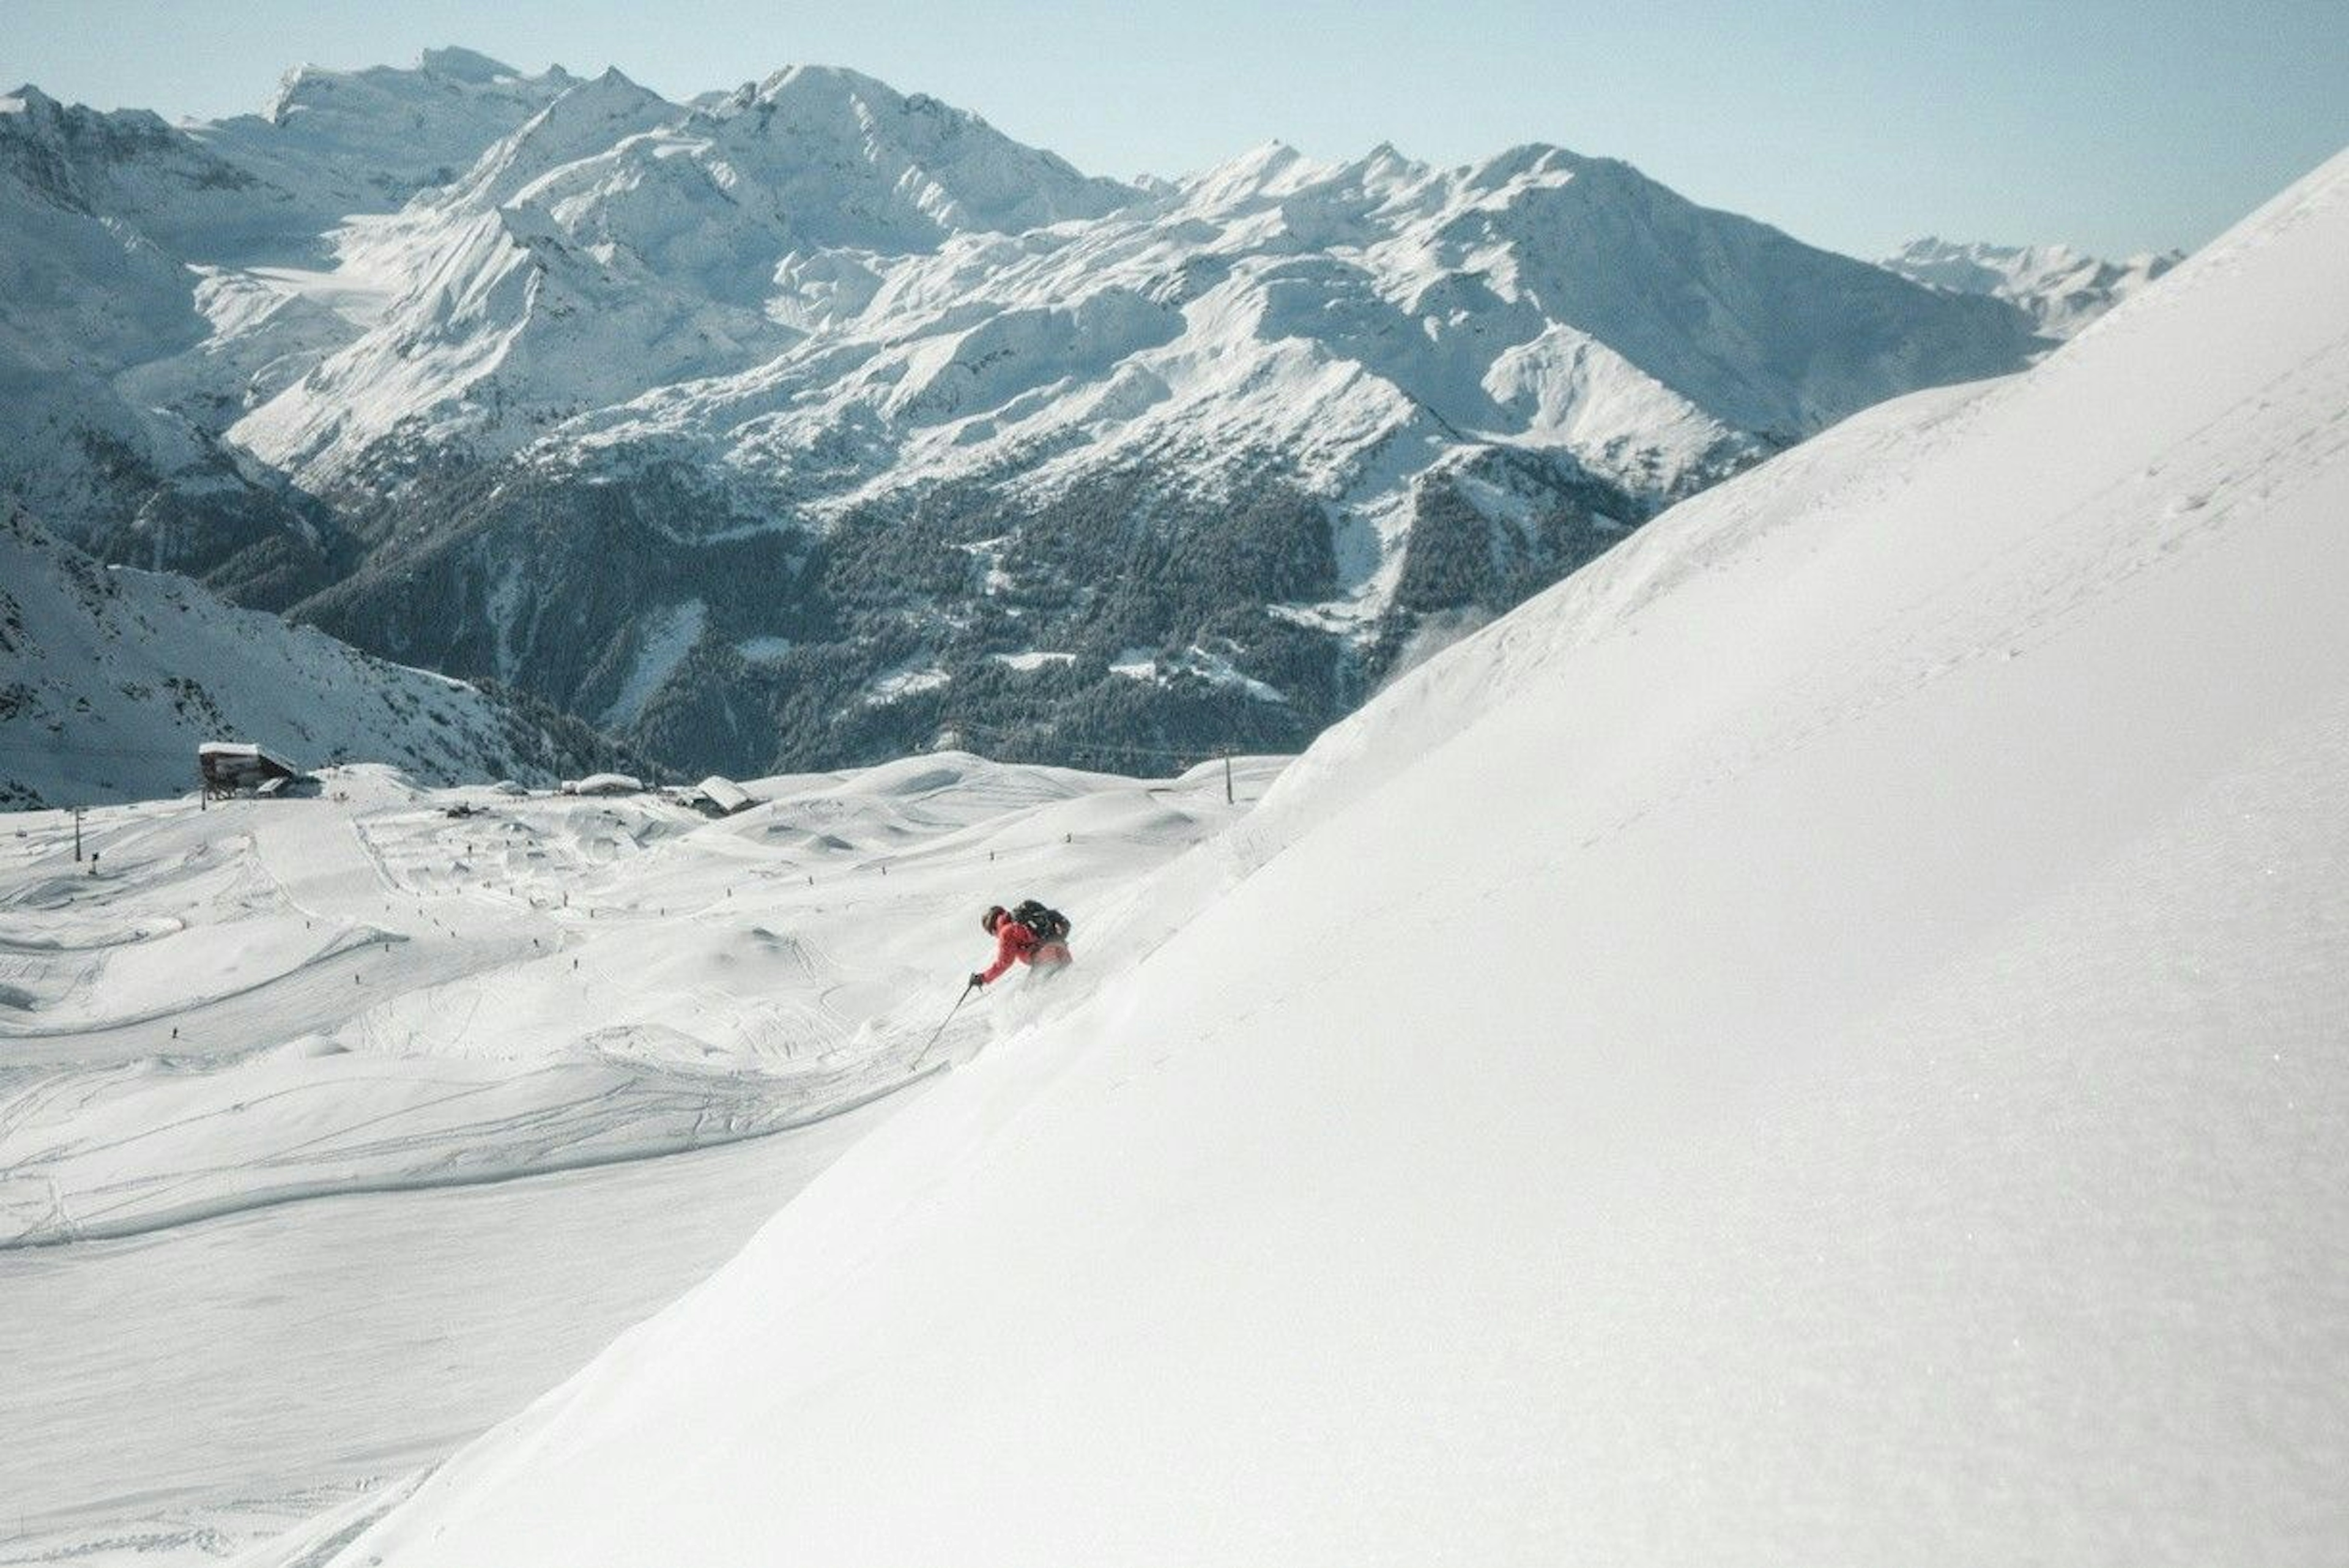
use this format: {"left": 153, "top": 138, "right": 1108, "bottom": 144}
{"left": 196, "top": 741, "right": 307, "bottom": 799}
{"left": 569, "top": 773, "right": 644, "bottom": 797}
{"left": 686, "top": 775, "right": 753, "bottom": 816}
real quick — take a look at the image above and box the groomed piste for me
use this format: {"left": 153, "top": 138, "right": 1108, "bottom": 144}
{"left": 1, "top": 754, "right": 1278, "bottom": 1247}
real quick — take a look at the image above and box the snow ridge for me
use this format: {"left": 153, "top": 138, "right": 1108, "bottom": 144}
{"left": 1882, "top": 234, "right": 2181, "bottom": 338}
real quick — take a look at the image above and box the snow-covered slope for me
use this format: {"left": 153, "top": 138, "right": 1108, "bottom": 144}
{"left": 232, "top": 64, "right": 1142, "bottom": 485}
{"left": 1883, "top": 234, "right": 2181, "bottom": 338}
{"left": 0, "top": 55, "right": 574, "bottom": 586}
{"left": 186, "top": 47, "right": 579, "bottom": 240}
{"left": 0, "top": 85, "right": 309, "bottom": 559}
{"left": 0, "top": 749, "right": 1277, "bottom": 1244}
{"left": 289, "top": 147, "right": 2349, "bottom": 1566}
{"left": 0, "top": 509, "right": 613, "bottom": 806}
{"left": 0, "top": 749, "right": 1280, "bottom": 1559}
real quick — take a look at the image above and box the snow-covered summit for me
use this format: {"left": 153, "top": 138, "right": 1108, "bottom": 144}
{"left": 0, "top": 52, "right": 599, "bottom": 571}
{"left": 225, "top": 61, "right": 1146, "bottom": 488}
{"left": 418, "top": 66, "right": 680, "bottom": 213}
{"left": 201, "top": 48, "right": 579, "bottom": 221}
{"left": 412, "top": 45, "right": 537, "bottom": 86}
{"left": 277, "top": 146, "right": 2349, "bottom": 1566}
{"left": 251, "top": 105, "right": 2033, "bottom": 504}
{"left": 0, "top": 83, "right": 280, "bottom": 259}
{"left": 1882, "top": 234, "right": 2181, "bottom": 338}
{"left": 262, "top": 45, "right": 545, "bottom": 123}
{"left": 693, "top": 63, "right": 1137, "bottom": 239}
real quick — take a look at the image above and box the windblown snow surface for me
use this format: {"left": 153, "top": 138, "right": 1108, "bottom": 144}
{"left": 265, "top": 147, "right": 2349, "bottom": 1566}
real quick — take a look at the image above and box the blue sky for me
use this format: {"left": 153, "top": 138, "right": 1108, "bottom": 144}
{"left": 4, "top": 0, "right": 2342, "bottom": 258}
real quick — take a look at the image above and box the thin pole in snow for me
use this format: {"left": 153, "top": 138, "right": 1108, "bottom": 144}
{"left": 72, "top": 806, "right": 83, "bottom": 863}
{"left": 919, "top": 980, "right": 979, "bottom": 1061}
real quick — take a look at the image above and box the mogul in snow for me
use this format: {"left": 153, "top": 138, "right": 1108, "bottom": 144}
{"left": 971, "top": 900, "right": 1074, "bottom": 989}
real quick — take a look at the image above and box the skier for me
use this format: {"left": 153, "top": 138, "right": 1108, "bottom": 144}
{"left": 970, "top": 900, "right": 1074, "bottom": 990}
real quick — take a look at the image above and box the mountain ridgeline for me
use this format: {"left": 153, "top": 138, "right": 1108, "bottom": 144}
{"left": 2, "top": 53, "right": 2069, "bottom": 778}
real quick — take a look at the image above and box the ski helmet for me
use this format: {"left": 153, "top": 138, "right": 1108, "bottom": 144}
{"left": 981, "top": 905, "right": 1008, "bottom": 934}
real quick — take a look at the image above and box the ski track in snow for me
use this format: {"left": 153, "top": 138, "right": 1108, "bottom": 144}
{"left": 0, "top": 1096, "right": 900, "bottom": 1562}
{"left": 0, "top": 757, "right": 1281, "bottom": 1247}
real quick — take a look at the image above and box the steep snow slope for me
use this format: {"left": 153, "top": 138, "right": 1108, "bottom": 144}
{"left": 0, "top": 58, "right": 571, "bottom": 581}
{"left": 0, "top": 510, "right": 610, "bottom": 806}
{"left": 0, "top": 86, "right": 304, "bottom": 554}
{"left": 234, "top": 64, "right": 1135, "bottom": 485}
{"left": 186, "top": 48, "right": 579, "bottom": 239}
{"left": 294, "top": 148, "right": 2349, "bottom": 1566}
{"left": 1883, "top": 234, "right": 2180, "bottom": 338}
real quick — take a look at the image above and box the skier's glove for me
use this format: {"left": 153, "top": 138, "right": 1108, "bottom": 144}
{"left": 968, "top": 972, "right": 987, "bottom": 990}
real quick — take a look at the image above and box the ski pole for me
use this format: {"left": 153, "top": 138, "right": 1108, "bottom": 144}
{"left": 918, "top": 979, "right": 979, "bottom": 1059}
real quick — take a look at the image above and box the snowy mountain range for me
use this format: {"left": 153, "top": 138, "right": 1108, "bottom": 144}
{"left": 0, "top": 508, "right": 621, "bottom": 807}
{"left": 0, "top": 56, "right": 584, "bottom": 609}
{"left": 5, "top": 49, "right": 2158, "bottom": 786}
{"left": 1882, "top": 235, "right": 2181, "bottom": 336}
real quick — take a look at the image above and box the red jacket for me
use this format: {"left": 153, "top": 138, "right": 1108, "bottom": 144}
{"left": 979, "top": 920, "right": 1071, "bottom": 984}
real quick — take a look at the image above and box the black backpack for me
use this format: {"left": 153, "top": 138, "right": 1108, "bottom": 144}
{"left": 1011, "top": 898, "right": 1071, "bottom": 943}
